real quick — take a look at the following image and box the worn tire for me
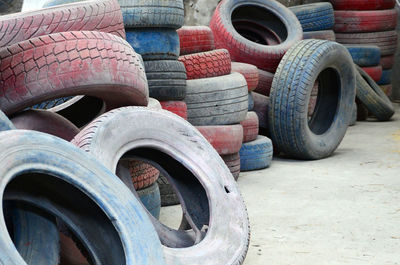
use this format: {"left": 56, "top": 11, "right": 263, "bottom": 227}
{"left": 0, "top": 31, "right": 148, "bottom": 116}
{"left": 160, "top": 101, "right": 187, "bottom": 120}
{"left": 252, "top": 92, "right": 270, "bottom": 136}
{"left": 178, "top": 49, "right": 231, "bottom": 80}
{"left": 221, "top": 153, "right": 240, "bottom": 181}
{"left": 303, "top": 30, "right": 336, "bottom": 41}
{"left": 380, "top": 55, "right": 395, "bottom": 70}
{"left": 254, "top": 69, "right": 274, "bottom": 96}
{"left": 119, "top": 0, "right": 184, "bottom": 29}
{"left": 129, "top": 161, "right": 160, "bottom": 190}
{"left": 138, "top": 183, "right": 161, "bottom": 220}
{"left": 231, "top": 62, "right": 259, "bottom": 91}
{"left": 185, "top": 72, "right": 248, "bottom": 126}
{"left": 240, "top": 111, "right": 259, "bottom": 143}
{"left": 329, "top": 0, "right": 396, "bottom": 11}
{"left": 289, "top": 3, "right": 334, "bottom": 32}
{"left": 71, "top": 107, "right": 250, "bottom": 265}
{"left": 248, "top": 92, "right": 254, "bottom": 111}
{"left": 362, "top": 65, "right": 383, "bottom": 82}
{"left": 157, "top": 174, "right": 179, "bottom": 206}
{"left": 345, "top": 45, "right": 381, "bottom": 67}
{"left": 177, "top": 26, "right": 215, "bottom": 55}
{"left": 196, "top": 124, "right": 243, "bottom": 155}
{"left": 356, "top": 99, "right": 369, "bottom": 121}
{"left": 269, "top": 40, "right": 356, "bottom": 160}
{"left": 144, "top": 60, "right": 187, "bottom": 101}
{"left": 377, "top": 69, "right": 392, "bottom": 85}
{"left": 0, "top": 110, "right": 14, "bottom": 131}
{"left": 239, "top": 135, "right": 273, "bottom": 171}
{"left": 210, "top": 0, "right": 303, "bottom": 72}
{"left": 349, "top": 103, "right": 357, "bottom": 126}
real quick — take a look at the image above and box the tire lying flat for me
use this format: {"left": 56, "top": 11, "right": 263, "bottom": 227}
{"left": 239, "top": 135, "right": 273, "bottom": 171}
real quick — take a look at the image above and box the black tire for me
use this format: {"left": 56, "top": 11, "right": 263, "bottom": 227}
{"left": 248, "top": 92, "right": 254, "bottom": 111}
{"left": 0, "top": 110, "right": 14, "bottom": 131}
{"left": 144, "top": 60, "right": 187, "bottom": 101}
{"left": 349, "top": 103, "right": 357, "bottom": 126}
{"left": 355, "top": 66, "right": 394, "bottom": 121}
{"left": 157, "top": 174, "right": 180, "bottom": 206}
{"left": 185, "top": 72, "right": 248, "bottom": 126}
{"left": 239, "top": 135, "right": 273, "bottom": 171}
{"left": 289, "top": 3, "right": 335, "bottom": 32}
{"left": 356, "top": 99, "right": 369, "bottom": 121}
{"left": 252, "top": 92, "right": 270, "bottom": 136}
{"left": 269, "top": 40, "right": 356, "bottom": 159}
{"left": 303, "top": 30, "right": 336, "bottom": 41}
{"left": 345, "top": 45, "right": 381, "bottom": 67}
{"left": 126, "top": 29, "right": 179, "bottom": 60}
{"left": 119, "top": 0, "right": 184, "bottom": 29}
{"left": 138, "top": 183, "right": 161, "bottom": 220}
{"left": 221, "top": 153, "right": 240, "bottom": 181}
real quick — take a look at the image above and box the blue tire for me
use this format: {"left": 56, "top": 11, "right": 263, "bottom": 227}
{"left": 43, "top": 0, "right": 82, "bottom": 7}
{"left": 345, "top": 45, "right": 381, "bottom": 67}
{"left": 289, "top": 3, "right": 334, "bottom": 32}
{"left": 377, "top": 69, "right": 392, "bottom": 85}
{"left": 239, "top": 135, "right": 273, "bottom": 171}
{"left": 248, "top": 92, "right": 254, "bottom": 111}
{"left": 138, "top": 183, "right": 161, "bottom": 220}
{"left": 126, "top": 29, "right": 179, "bottom": 61}
{"left": 0, "top": 110, "right": 14, "bottom": 131}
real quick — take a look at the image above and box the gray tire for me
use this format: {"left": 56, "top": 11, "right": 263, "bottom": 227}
{"left": 157, "top": 174, "right": 179, "bottom": 206}
{"left": 0, "top": 110, "right": 14, "bottom": 130}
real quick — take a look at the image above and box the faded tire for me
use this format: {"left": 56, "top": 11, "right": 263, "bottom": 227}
{"left": 362, "top": 65, "right": 383, "bottom": 82}
{"left": 289, "top": 3, "right": 335, "bottom": 32}
{"left": 345, "top": 45, "right": 381, "bottom": 67}
{"left": 240, "top": 111, "right": 259, "bottom": 143}
{"left": 254, "top": 69, "right": 274, "bottom": 96}
{"left": 138, "top": 183, "right": 161, "bottom": 220}
{"left": 269, "top": 40, "right": 356, "bottom": 159}
{"left": 328, "top": 0, "right": 396, "bottom": 10}
{"left": 160, "top": 101, "right": 187, "bottom": 120}
{"left": 129, "top": 160, "right": 160, "bottom": 190}
{"left": 157, "top": 174, "right": 179, "bottom": 206}
{"left": 252, "top": 92, "right": 270, "bottom": 136}
{"left": 177, "top": 26, "right": 215, "bottom": 55}
{"left": 231, "top": 62, "right": 259, "bottom": 91}
{"left": 221, "top": 153, "right": 240, "bottom": 181}
{"left": 303, "top": 30, "right": 336, "bottom": 41}
{"left": 0, "top": 110, "right": 14, "bottom": 130}
{"left": 239, "top": 135, "right": 273, "bottom": 171}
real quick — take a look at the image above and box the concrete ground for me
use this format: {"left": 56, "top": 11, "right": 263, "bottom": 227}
{"left": 160, "top": 103, "right": 400, "bottom": 265}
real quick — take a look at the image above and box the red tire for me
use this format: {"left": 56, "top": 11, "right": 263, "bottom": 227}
{"left": 380, "top": 84, "right": 393, "bottom": 97}
{"left": 380, "top": 55, "right": 395, "bottom": 70}
{"left": 240, "top": 111, "right": 259, "bottom": 143}
{"left": 177, "top": 26, "right": 215, "bottom": 55}
{"left": 362, "top": 65, "right": 383, "bottom": 82}
{"left": 254, "top": 69, "right": 274, "bottom": 96}
{"left": 178, "top": 49, "right": 231, "bottom": 80}
{"left": 329, "top": 0, "right": 395, "bottom": 10}
{"left": 0, "top": 0, "right": 125, "bottom": 47}
{"left": 221, "top": 153, "right": 240, "bottom": 181}
{"left": 129, "top": 161, "right": 160, "bottom": 190}
{"left": 160, "top": 101, "right": 187, "bottom": 120}
{"left": 0, "top": 31, "right": 148, "bottom": 116}
{"left": 334, "top": 9, "right": 398, "bottom": 33}
{"left": 231, "top": 62, "right": 259, "bottom": 92}
{"left": 196, "top": 124, "right": 243, "bottom": 155}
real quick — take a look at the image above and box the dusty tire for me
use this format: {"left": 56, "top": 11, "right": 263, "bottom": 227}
{"left": 377, "top": 69, "right": 392, "bottom": 85}
{"left": 328, "top": 0, "right": 396, "bottom": 11}
{"left": 345, "top": 45, "right": 381, "bottom": 67}
{"left": 129, "top": 161, "right": 160, "bottom": 190}
{"left": 289, "top": 3, "right": 335, "bottom": 32}
{"left": 248, "top": 92, "right": 254, "bottom": 111}
{"left": 240, "top": 111, "right": 259, "bottom": 143}
{"left": 231, "top": 62, "right": 259, "bottom": 91}
{"left": 349, "top": 103, "right": 357, "bottom": 126}
{"left": 221, "top": 153, "right": 240, "bottom": 181}
{"left": 178, "top": 49, "right": 231, "bottom": 80}
{"left": 177, "top": 26, "right": 215, "bottom": 55}
{"left": 72, "top": 107, "right": 250, "bottom": 265}
{"left": 0, "top": 31, "right": 149, "bottom": 116}
{"left": 185, "top": 72, "right": 248, "bottom": 126}
{"left": 160, "top": 101, "right": 187, "bottom": 120}
{"left": 252, "top": 92, "right": 270, "bottom": 136}
{"left": 210, "top": 0, "right": 303, "bottom": 72}
{"left": 196, "top": 124, "right": 244, "bottom": 155}
{"left": 303, "top": 30, "right": 336, "bottom": 41}
{"left": 138, "top": 183, "right": 161, "bottom": 220}
{"left": 380, "top": 55, "right": 395, "bottom": 70}
{"left": 362, "top": 65, "right": 383, "bottom": 82}
{"left": 239, "top": 135, "right": 273, "bottom": 171}
{"left": 269, "top": 40, "right": 356, "bottom": 159}
{"left": 0, "top": 110, "right": 14, "bottom": 131}
{"left": 254, "top": 69, "right": 274, "bottom": 96}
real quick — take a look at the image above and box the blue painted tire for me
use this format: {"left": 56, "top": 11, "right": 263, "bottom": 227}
{"left": 0, "top": 110, "right": 14, "bottom": 131}
{"left": 377, "top": 69, "right": 392, "bottom": 85}
{"left": 345, "top": 45, "right": 381, "bottom": 67}
{"left": 138, "top": 183, "right": 161, "bottom": 220}
{"left": 0, "top": 130, "right": 165, "bottom": 265}
{"left": 43, "top": 0, "right": 82, "bottom": 7}
{"left": 119, "top": 0, "right": 184, "bottom": 29}
{"left": 289, "top": 3, "right": 334, "bottom": 32}
{"left": 248, "top": 92, "right": 254, "bottom": 111}
{"left": 126, "top": 29, "right": 179, "bottom": 60}
{"left": 239, "top": 135, "right": 273, "bottom": 171}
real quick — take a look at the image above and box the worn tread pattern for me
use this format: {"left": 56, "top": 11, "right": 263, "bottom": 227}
{"left": 177, "top": 26, "right": 215, "bottom": 55}
{"left": 239, "top": 135, "right": 273, "bottom": 171}
{"left": 289, "top": 3, "right": 335, "bottom": 32}
{"left": 221, "top": 153, "right": 240, "bottom": 181}
{"left": 130, "top": 161, "right": 160, "bottom": 190}
{"left": 231, "top": 62, "right": 259, "bottom": 91}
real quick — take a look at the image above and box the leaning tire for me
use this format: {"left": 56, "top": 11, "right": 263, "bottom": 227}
{"left": 289, "top": 3, "right": 335, "bottom": 32}
{"left": 138, "top": 183, "right": 161, "bottom": 220}
{"left": 269, "top": 40, "right": 356, "bottom": 159}
{"left": 239, "top": 135, "right": 273, "bottom": 171}
{"left": 345, "top": 45, "right": 381, "bottom": 67}
{"left": 177, "top": 26, "right": 215, "bottom": 55}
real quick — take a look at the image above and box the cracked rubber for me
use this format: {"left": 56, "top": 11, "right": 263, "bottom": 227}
{"left": 231, "top": 62, "right": 259, "bottom": 91}
{"left": 239, "top": 135, "right": 273, "bottom": 171}
{"left": 289, "top": 3, "right": 334, "bottom": 32}
{"left": 177, "top": 26, "right": 215, "bottom": 55}
{"left": 240, "top": 111, "right": 259, "bottom": 143}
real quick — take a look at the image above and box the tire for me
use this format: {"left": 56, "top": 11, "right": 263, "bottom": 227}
{"left": 119, "top": 0, "right": 184, "bottom": 29}
{"left": 0, "top": 31, "right": 149, "bottom": 116}
{"left": 362, "top": 65, "right": 383, "bottom": 82}
{"left": 303, "top": 30, "right": 336, "bottom": 41}
{"left": 240, "top": 111, "right": 259, "bottom": 143}
{"left": 42, "top": 0, "right": 82, "bottom": 7}
{"left": 380, "top": 55, "right": 395, "bottom": 70}
{"left": 380, "top": 84, "right": 393, "bottom": 97}
{"left": 210, "top": 0, "right": 303, "bottom": 72}
{"left": 231, "top": 62, "right": 259, "bottom": 91}
{"left": 289, "top": 3, "right": 334, "bottom": 32}
{"left": 148, "top": 98, "right": 162, "bottom": 110}
{"left": 349, "top": 103, "right": 357, "bottom": 126}
{"left": 185, "top": 72, "right": 248, "bottom": 126}
{"left": 377, "top": 69, "right": 392, "bottom": 85}
{"left": 355, "top": 65, "right": 394, "bottom": 121}
{"left": 345, "top": 45, "right": 381, "bottom": 67}
{"left": 177, "top": 26, "right": 215, "bottom": 55}
{"left": 0, "top": 130, "right": 165, "bottom": 265}
{"left": 126, "top": 29, "right": 179, "bottom": 60}
{"left": 157, "top": 174, "right": 179, "bottom": 206}
{"left": 129, "top": 161, "right": 160, "bottom": 190}
{"left": 196, "top": 124, "right": 244, "bottom": 155}
{"left": 356, "top": 99, "right": 369, "bottom": 121}
{"left": 221, "top": 153, "right": 240, "bottom": 181}
{"left": 178, "top": 49, "right": 231, "bottom": 80}
{"left": 0, "top": 110, "right": 14, "bottom": 131}
{"left": 328, "top": 0, "right": 396, "bottom": 11}
{"left": 138, "top": 183, "right": 161, "bottom": 220}
{"left": 336, "top": 31, "right": 398, "bottom": 56}
{"left": 252, "top": 92, "right": 270, "bottom": 136}
{"left": 248, "top": 92, "right": 254, "bottom": 111}
{"left": 144, "top": 60, "right": 187, "bottom": 101}
{"left": 10, "top": 110, "right": 80, "bottom": 141}
{"left": 71, "top": 107, "right": 250, "bottom": 264}
{"left": 254, "top": 69, "right": 274, "bottom": 96}
{"left": 1, "top": 0, "right": 125, "bottom": 47}
{"left": 334, "top": 9, "right": 398, "bottom": 33}
{"left": 239, "top": 135, "right": 273, "bottom": 171}
{"left": 269, "top": 40, "right": 356, "bottom": 160}
{"left": 160, "top": 101, "right": 187, "bottom": 120}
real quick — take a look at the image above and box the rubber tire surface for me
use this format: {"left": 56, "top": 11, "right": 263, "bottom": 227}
{"left": 144, "top": 60, "right": 187, "bottom": 101}
{"left": 148, "top": 98, "right": 162, "bottom": 110}
{"left": 129, "top": 160, "right": 160, "bottom": 190}
{"left": 380, "top": 55, "right": 395, "bottom": 70}
{"left": 160, "top": 101, "right": 187, "bottom": 120}
{"left": 119, "top": 0, "right": 184, "bottom": 29}
{"left": 349, "top": 103, "right": 357, "bottom": 126}
{"left": 356, "top": 99, "right": 368, "bottom": 121}
{"left": 345, "top": 45, "right": 381, "bottom": 67}
{"left": 303, "top": 30, "right": 336, "bottom": 41}
{"left": 248, "top": 92, "right": 254, "bottom": 111}
{"left": 334, "top": 9, "right": 398, "bottom": 33}
{"left": 362, "top": 65, "right": 383, "bottom": 82}
{"left": 221, "top": 153, "right": 240, "bottom": 180}
{"left": 126, "top": 29, "right": 179, "bottom": 60}
{"left": 210, "top": 0, "right": 303, "bottom": 72}
{"left": 0, "top": 0, "right": 125, "bottom": 47}
{"left": 177, "top": 26, "right": 215, "bottom": 55}
{"left": 71, "top": 107, "right": 250, "bottom": 265}
{"left": 269, "top": 40, "right": 356, "bottom": 160}
{"left": 240, "top": 111, "right": 259, "bottom": 143}
{"left": 356, "top": 66, "right": 394, "bottom": 121}
{"left": 239, "top": 135, "right": 273, "bottom": 171}
{"left": 0, "top": 130, "right": 165, "bottom": 265}
{"left": 178, "top": 49, "right": 231, "bottom": 80}
{"left": 252, "top": 92, "right": 270, "bottom": 135}
{"left": 254, "top": 69, "right": 274, "bottom": 96}
{"left": 0, "top": 110, "right": 14, "bottom": 130}
{"left": 380, "top": 84, "right": 393, "bottom": 97}
{"left": 289, "top": 3, "right": 334, "bottom": 32}
{"left": 196, "top": 124, "right": 244, "bottom": 155}
{"left": 377, "top": 69, "right": 392, "bottom": 85}
{"left": 329, "top": 0, "right": 396, "bottom": 11}
{"left": 0, "top": 31, "right": 149, "bottom": 116}
{"left": 185, "top": 72, "right": 248, "bottom": 126}
{"left": 157, "top": 174, "right": 179, "bottom": 206}
{"left": 138, "top": 183, "right": 161, "bottom": 220}
{"left": 231, "top": 62, "right": 259, "bottom": 91}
